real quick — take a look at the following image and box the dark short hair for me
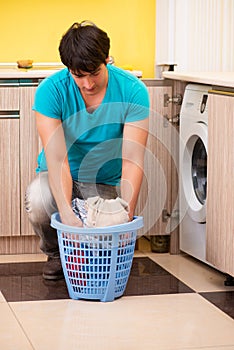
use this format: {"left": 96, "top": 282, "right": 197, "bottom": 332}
{"left": 59, "top": 21, "right": 110, "bottom": 73}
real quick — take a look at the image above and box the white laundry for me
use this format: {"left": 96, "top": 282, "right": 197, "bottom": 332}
{"left": 71, "top": 196, "right": 129, "bottom": 228}
{"left": 86, "top": 196, "right": 129, "bottom": 228}
{"left": 71, "top": 196, "right": 130, "bottom": 249}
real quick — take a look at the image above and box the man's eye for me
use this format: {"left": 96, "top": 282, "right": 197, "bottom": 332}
{"left": 70, "top": 72, "right": 83, "bottom": 78}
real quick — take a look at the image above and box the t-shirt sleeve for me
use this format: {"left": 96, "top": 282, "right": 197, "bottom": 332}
{"left": 32, "top": 78, "right": 62, "bottom": 119}
{"left": 125, "top": 80, "right": 150, "bottom": 123}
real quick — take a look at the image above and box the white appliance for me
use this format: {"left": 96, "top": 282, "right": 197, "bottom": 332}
{"left": 179, "top": 84, "right": 211, "bottom": 263}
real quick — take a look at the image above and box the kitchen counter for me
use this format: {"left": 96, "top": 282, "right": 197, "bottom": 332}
{"left": 0, "top": 69, "right": 61, "bottom": 79}
{"left": 0, "top": 63, "right": 64, "bottom": 79}
{"left": 163, "top": 71, "right": 234, "bottom": 89}
{"left": 0, "top": 63, "right": 143, "bottom": 79}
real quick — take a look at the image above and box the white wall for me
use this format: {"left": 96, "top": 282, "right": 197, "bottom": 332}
{"left": 155, "top": 0, "right": 234, "bottom": 74}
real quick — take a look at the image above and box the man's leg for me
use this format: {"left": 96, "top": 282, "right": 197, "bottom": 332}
{"left": 25, "top": 172, "right": 63, "bottom": 280}
{"left": 25, "top": 173, "right": 119, "bottom": 280}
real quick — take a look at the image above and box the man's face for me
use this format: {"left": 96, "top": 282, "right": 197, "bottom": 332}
{"left": 70, "top": 63, "right": 108, "bottom": 97}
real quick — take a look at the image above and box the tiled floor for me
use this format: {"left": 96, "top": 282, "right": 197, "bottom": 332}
{"left": 0, "top": 237, "right": 234, "bottom": 350}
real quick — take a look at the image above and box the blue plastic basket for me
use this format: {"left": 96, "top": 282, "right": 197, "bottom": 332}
{"left": 51, "top": 213, "right": 143, "bottom": 302}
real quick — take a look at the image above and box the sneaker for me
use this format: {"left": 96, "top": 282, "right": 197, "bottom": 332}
{"left": 43, "top": 257, "right": 64, "bottom": 280}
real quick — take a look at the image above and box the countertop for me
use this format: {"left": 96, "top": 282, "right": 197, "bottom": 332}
{"left": 162, "top": 71, "right": 234, "bottom": 88}
{"left": 0, "top": 63, "right": 64, "bottom": 79}
{"left": 0, "top": 63, "right": 142, "bottom": 79}
{"left": 0, "top": 70, "right": 61, "bottom": 79}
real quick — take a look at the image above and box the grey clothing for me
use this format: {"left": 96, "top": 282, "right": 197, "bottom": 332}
{"left": 25, "top": 171, "right": 119, "bottom": 257}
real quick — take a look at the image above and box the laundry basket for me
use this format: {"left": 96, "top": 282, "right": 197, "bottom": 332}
{"left": 51, "top": 213, "right": 143, "bottom": 302}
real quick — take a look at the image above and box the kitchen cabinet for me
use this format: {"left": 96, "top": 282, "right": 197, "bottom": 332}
{"left": 137, "top": 80, "right": 186, "bottom": 254}
{"left": 0, "top": 84, "right": 20, "bottom": 236}
{"left": 20, "top": 84, "right": 41, "bottom": 236}
{"left": 206, "top": 90, "right": 234, "bottom": 276}
{"left": 0, "top": 80, "right": 41, "bottom": 253}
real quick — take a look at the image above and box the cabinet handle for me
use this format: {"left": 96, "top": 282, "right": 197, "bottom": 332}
{"left": 0, "top": 80, "right": 20, "bottom": 87}
{"left": 19, "top": 80, "right": 40, "bottom": 86}
{"left": 0, "top": 79, "right": 41, "bottom": 87}
{"left": 0, "top": 111, "right": 20, "bottom": 119}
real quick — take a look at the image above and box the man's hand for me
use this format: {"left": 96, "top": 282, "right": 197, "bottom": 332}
{"left": 60, "top": 210, "right": 83, "bottom": 227}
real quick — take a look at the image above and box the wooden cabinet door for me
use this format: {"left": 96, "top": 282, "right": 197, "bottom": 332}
{"left": 0, "top": 86, "right": 20, "bottom": 236}
{"left": 20, "top": 86, "right": 41, "bottom": 236}
{"left": 136, "top": 85, "right": 174, "bottom": 236}
{"left": 0, "top": 85, "right": 19, "bottom": 110}
{"left": 207, "top": 92, "right": 234, "bottom": 275}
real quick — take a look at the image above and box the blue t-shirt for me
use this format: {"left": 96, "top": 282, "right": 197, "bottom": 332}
{"left": 33, "top": 65, "right": 149, "bottom": 185}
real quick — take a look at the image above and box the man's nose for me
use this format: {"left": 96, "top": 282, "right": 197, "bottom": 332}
{"left": 83, "top": 76, "right": 94, "bottom": 89}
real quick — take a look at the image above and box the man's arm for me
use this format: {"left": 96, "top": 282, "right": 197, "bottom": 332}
{"left": 36, "top": 112, "right": 82, "bottom": 226}
{"left": 121, "top": 118, "right": 149, "bottom": 220}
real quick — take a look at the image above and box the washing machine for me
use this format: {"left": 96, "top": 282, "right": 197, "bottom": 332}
{"left": 179, "top": 84, "right": 212, "bottom": 263}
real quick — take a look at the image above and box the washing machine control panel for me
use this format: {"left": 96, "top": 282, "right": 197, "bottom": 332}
{"left": 180, "top": 84, "right": 212, "bottom": 120}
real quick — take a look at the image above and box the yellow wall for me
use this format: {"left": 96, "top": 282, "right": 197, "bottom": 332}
{"left": 0, "top": 0, "right": 155, "bottom": 78}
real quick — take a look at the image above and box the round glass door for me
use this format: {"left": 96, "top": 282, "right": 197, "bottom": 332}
{"left": 192, "top": 138, "right": 207, "bottom": 205}
{"left": 181, "top": 122, "right": 208, "bottom": 223}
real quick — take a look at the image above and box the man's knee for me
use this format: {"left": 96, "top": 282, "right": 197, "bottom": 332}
{"left": 25, "top": 172, "right": 56, "bottom": 223}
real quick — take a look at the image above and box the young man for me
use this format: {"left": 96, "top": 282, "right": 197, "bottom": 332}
{"left": 25, "top": 21, "right": 149, "bottom": 280}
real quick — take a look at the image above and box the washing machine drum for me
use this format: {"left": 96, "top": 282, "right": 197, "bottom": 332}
{"left": 181, "top": 122, "right": 207, "bottom": 223}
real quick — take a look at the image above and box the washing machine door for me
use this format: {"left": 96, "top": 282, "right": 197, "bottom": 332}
{"left": 181, "top": 122, "right": 207, "bottom": 223}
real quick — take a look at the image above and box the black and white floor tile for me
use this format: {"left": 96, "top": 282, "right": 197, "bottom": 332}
{"left": 0, "top": 237, "right": 234, "bottom": 349}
